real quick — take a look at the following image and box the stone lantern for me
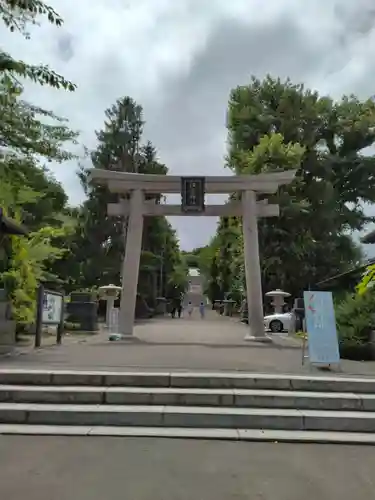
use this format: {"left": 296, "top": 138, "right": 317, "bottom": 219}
{"left": 99, "top": 284, "right": 121, "bottom": 329}
{"left": 265, "top": 289, "right": 291, "bottom": 314}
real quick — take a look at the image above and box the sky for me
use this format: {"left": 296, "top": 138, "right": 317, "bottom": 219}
{"left": 3, "top": 0, "right": 375, "bottom": 252}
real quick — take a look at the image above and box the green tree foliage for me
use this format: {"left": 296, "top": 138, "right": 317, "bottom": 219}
{"left": 205, "top": 252, "right": 221, "bottom": 303}
{"left": 74, "top": 97, "right": 184, "bottom": 301}
{"left": 0, "top": 11, "right": 78, "bottom": 326}
{"left": 0, "top": 0, "right": 75, "bottom": 90}
{"left": 181, "top": 251, "right": 199, "bottom": 269}
{"left": 0, "top": 2, "right": 186, "bottom": 328}
{"left": 1, "top": 80, "right": 77, "bottom": 159}
{"left": 167, "top": 260, "right": 189, "bottom": 297}
{"left": 0, "top": 81, "right": 77, "bottom": 223}
{"left": 356, "top": 264, "right": 375, "bottom": 296}
{"left": 181, "top": 247, "right": 208, "bottom": 269}
{"left": 335, "top": 288, "right": 375, "bottom": 351}
{"left": 204, "top": 76, "right": 370, "bottom": 301}
{"left": 335, "top": 264, "right": 375, "bottom": 356}
{"left": 0, "top": 174, "right": 73, "bottom": 326}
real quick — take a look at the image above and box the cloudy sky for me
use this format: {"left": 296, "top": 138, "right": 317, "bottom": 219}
{"left": 3, "top": 0, "right": 375, "bottom": 251}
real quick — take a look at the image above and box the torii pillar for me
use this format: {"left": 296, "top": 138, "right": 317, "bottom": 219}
{"left": 118, "top": 189, "right": 144, "bottom": 335}
{"left": 242, "top": 190, "right": 269, "bottom": 341}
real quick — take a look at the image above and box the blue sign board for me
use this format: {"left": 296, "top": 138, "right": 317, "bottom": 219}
{"left": 303, "top": 291, "right": 340, "bottom": 365}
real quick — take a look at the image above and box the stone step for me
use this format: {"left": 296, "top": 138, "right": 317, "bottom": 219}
{"left": 1, "top": 369, "right": 375, "bottom": 393}
{"left": 2, "top": 385, "right": 375, "bottom": 411}
{"left": 1, "top": 403, "right": 375, "bottom": 432}
{"left": 1, "top": 424, "right": 375, "bottom": 444}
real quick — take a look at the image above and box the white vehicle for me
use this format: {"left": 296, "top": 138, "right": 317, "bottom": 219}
{"left": 264, "top": 312, "right": 293, "bottom": 333}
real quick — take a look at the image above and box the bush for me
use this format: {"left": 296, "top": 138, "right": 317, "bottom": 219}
{"left": 335, "top": 289, "right": 375, "bottom": 359}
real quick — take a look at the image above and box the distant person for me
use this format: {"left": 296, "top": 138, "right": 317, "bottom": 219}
{"left": 171, "top": 294, "right": 183, "bottom": 319}
{"left": 170, "top": 297, "right": 177, "bottom": 319}
{"left": 199, "top": 301, "right": 205, "bottom": 319}
{"left": 187, "top": 301, "right": 193, "bottom": 318}
{"left": 177, "top": 299, "right": 182, "bottom": 318}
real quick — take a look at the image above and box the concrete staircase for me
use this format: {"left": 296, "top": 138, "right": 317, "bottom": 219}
{"left": 1, "top": 369, "right": 375, "bottom": 444}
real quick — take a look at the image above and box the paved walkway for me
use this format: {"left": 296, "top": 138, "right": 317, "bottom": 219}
{"left": 2, "top": 313, "right": 374, "bottom": 500}
{"left": 1, "top": 436, "right": 375, "bottom": 500}
{"left": 1, "top": 310, "right": 375, "bottom": 376}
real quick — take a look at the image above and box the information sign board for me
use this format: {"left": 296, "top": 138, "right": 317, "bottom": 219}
{"left": 303, "top": 291, "right": 340, "bottom": 365}
{"left": 42, "top": 291, "right": 63, "bottom": 325}
{"left": 181, "top": 177, "right": 205, "bottom": 212}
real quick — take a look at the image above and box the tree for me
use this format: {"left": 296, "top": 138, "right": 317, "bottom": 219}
{"left": 198, "top": 241, "right": 220, "bottom": 303}
{"left": 166, "top": 261, "right": 189, "bottom": 297}
{"left": 1, "top": 80, "right": 77, "bottom": 159}
{"left": 336, "top": 274, "right": 375, "bottom": 357}
{"left": 75, "top": 97, "right": 183, "bottom": 302}
{"left": 357, "top": 264, "right": 375, "bottom": 296}
{"left": 1, "top": 0, "right": 75, "bottom": 90}
{"left": 206, "top": 76, "right": 371, "bottom": 301}
{"left": 181, "top": 251, "right": 199, "bottom": 268}
{"left": 216, "top": 217, "right": 239, "bottom": 298}
{"left": 0, "top": 170, "right": 73, "bottom": 328}
{"left": 0, "top": 81, "right": 77, "bottom": 226}
{"left": 0, "top": 54, "right": 78, "bottom": 327}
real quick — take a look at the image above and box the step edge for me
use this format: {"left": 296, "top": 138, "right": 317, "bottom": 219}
{"left": 1, "top": 403, "right": 375, "bottom": 417}
{"left": 0, "top": 425, "right": 375, "bottom": 444}
{"left": 1, "top": 369, "right": 375, "bottom": 384}
{"left": 0, "top": 385, "right": 370, "bottom": 399}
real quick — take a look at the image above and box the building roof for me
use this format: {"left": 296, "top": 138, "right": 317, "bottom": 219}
{"left": 0, "top": 208, "right": 28, "bottom": 236}
{"left": 361, "top": 229, "right": 375, "bottom": 244}
{"left": 315, "top": 259, "right": 375, "bottom": 290}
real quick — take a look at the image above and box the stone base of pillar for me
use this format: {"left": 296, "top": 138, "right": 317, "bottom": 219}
{"left": 244, "top": 334, "right": 273, "bottom": 343}
{"left": 109, "top": 332, "right": 136, "bottom": 342}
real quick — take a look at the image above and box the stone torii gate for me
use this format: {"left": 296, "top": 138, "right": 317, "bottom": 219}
{"left": 90, "top": 169, "right": 296, "bottom": 340}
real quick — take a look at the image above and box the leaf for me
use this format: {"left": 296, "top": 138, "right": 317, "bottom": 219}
{"left": 0, "top": 2, "right": 76, "bottom": 91}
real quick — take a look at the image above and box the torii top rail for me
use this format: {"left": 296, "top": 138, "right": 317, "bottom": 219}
{"left": 90, "top": 169, "right": 296, "bottom": 193}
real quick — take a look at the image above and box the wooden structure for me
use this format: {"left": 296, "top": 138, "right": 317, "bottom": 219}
{"left": 89, "top": 169, "right": 297, "bottom": 340}
{"left": 361, "top": 230, "right": 375, "bottom": 244}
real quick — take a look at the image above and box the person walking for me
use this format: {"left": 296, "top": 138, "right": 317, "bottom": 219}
{"left": 170, "top": 302, "right": 176, "bottom": 319}
{"left": 187, "top": 301, "right": 193, "bottom": 318}
{"left": 199, "top": 300, "right": 205, "bottom": 319}
{"left": 177, "top": 295, "right": 183, "bottom": 318}
{"left": 170, "top": 296, "right": 178, "bottom": 318}
{"left": 171, "top": 294, "right": 183, "bottom": 319}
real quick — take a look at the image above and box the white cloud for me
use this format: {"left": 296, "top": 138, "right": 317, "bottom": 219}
{"left": 2, "top": 0, "right": 375, "bottom": 249}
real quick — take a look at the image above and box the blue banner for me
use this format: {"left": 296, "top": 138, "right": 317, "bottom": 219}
{"left": 303, "top": 291, "right": 340, "bottom": 365}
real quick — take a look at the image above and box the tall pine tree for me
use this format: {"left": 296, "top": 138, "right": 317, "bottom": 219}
{"left": 76, "top": 97, "right": 184, "bottom": 301}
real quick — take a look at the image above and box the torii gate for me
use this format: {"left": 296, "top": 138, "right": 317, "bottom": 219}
{"left": 89, "top": 169, "right": 296, "bottom": 340}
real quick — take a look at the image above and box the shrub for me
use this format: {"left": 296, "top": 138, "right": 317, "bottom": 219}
{"left": 335, "top": 288, "right": 375, "bottom": 347}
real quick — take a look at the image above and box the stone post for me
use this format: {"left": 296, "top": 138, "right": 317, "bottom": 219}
{"left": 106, "top": 296, "right": 115, "bottom": 328}
{"left": 242, "top": 190, "right": 269, "bottom": 341}
{"left": 119, "top": 189, "right": 144, "bottom": 336}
